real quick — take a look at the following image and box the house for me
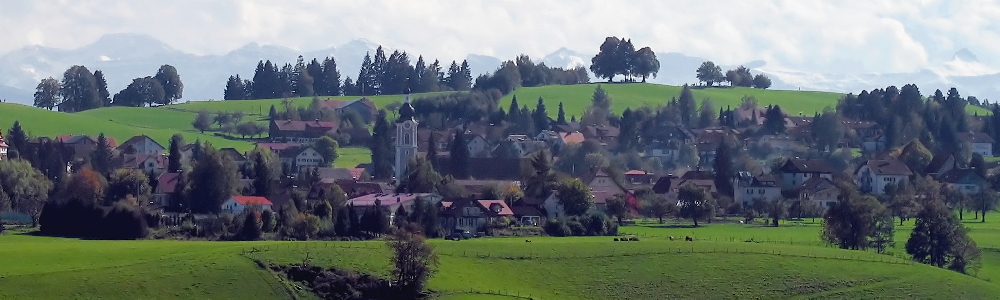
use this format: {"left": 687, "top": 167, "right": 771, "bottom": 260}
{"left": 540, "top": 192, "right": 564, "bottom": 219}
{"left": 644, "top": 142, "right": 680, "bottom": 162}
{"left": 583, "top": 125, "right": 620, "bottom": 150}
{"left": 277, "top": 145, "right": 325, "bottom": 174}
{"left": 749, "top": 134, "right": 805, "bottom": 152}
{"left": 776, "top": 159, "right": 835, "bottom": 189}
{"left": 498, "top": 134, "right": 548, "bottom": 158}
{"left": 511, "top": 206, "right": 543, "bottom": 226}
{"left": 861, "top": 134, "right": 887, "bottom": 152}
{"left": 119, "top": 135, "right": 165, "bottom": 156}
{"left": 54, "top": 135, "right": 115, "bottom": 163}
{"left": 440, "top": 199, "right": 514, "bottom": 232}
{"left": 218, "top": 148, "right": 246, "bottom": 165}
{"left": 581, "top": 169, "right": 627, "bottom": 201}
{"left": 335, "top": 98, "right": 378, "bottom": 124}
{"left": 925, "top": 154, "right": 957, "bottom": 177}
{"left": 624, "top": 170, "right": 656, "bottom": 185}
{"left": 347, "top": 193, "right": 442, "bottom": 226}
{"left": 797, "top": 177, "right": 840, "bottom": 210}
{"left": 153, "top": 172, "right": 180, "bottom": 207}
{"left": 559, "top": 131, "right": 586, "bottom": 145}
{"left": 957, "top": 132, "right": 995, "bottom": 157}
{"left": 855, "top": 159, "right": 912, "bottom": 195}
{"left": 333, "top": 180, "right": 393, "bottom": 198}
{"left": 269, "top": 119, "right": 338, "bottom": 143}
{"left": 465, "top": 134, "right": 491, "bottom": 158}
{"left": 123, "top": 154, "right": 166, "bottom": 175}
{"left": 938, "top": 168, "right": 986, "bottom": 195}
{"left": 221, "top": 196, "right": 273, "bottom": 215}
{"left": 733, "top": 172, "right": 782, "bottom": 206}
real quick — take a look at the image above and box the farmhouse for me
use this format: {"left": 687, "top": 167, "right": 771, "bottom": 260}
{"left": 938, "top": 168, "right": 986, "bottom": 195}
{"left": 797, "top": 177, "right": 840, "bottom": 210}
{"left": 153, "top": 172, "right": 180, "bottom": 207}
{"left": 440, "top": 198, "right": 514, "bottom": 232}
{"left": 119, "top": 135, "right": 165, "bottom": 156}
{"left": 956, "top": 132, "right": 995, "bottom": 158}
{"left": 346, "top": 193, "right": 442, "bottom": 226}
{"left": 269, "top": 119, "right": 338, "bottom": 143}
{"left": 276, "top": 145, "right": 324, "bottom": 174}
{"left": 776, "top": 159, "right": 835, "bottom": 189}
{"left": 122, "top": 154, "right": 166, "bottom": 175}
{"left": 733, "top": 172, "right": 781, "bottom": 206}
{"left": 855, "top": 159, "right": 912, "bottom": 195}
{"left": 222, "top": 196, "right": 273, "bottom": 215}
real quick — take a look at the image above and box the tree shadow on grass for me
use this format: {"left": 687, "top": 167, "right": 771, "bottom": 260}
{"left": 645, "top": 224, "right": 700, "bottom": 229}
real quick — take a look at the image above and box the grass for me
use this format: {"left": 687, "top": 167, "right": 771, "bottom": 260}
{"left": 502, "top": 83, "right": 991, "bottom": 119}
{"left": 3, "top": 216, "right": 1000, "bottom": 299}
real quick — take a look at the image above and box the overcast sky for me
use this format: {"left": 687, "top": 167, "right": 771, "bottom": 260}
{"left": 2, "top": 0, "right": 997, "bottom": 74}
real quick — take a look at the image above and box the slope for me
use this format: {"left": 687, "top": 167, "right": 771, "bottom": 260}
{"left": 501, "top": 83, "right": 991, "bottom": 119}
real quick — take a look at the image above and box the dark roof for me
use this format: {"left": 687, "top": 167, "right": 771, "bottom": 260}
{"left": 511, "top": 206, "right": 542, "bottom": 217}
{"left": 957, "top": 132, "right": 995, "bottom": 144}
{"left": 798, "top": 176, "right": 836, "bottom": 192}
{"left": 584, "top": 125, "right": 621, "bottom": 138}
{"left": 272, "top": 119, "right": 338, "bottom": 132}
{"left": 120, "top": 135, "right": 165, "bottom": 150}
{"left": 938, "top": 168, "right": 983, "bottom": 184}
{"left": 860, "top": 159, "right": 912, "bottom": 176}
{"left": 780, "top": 159, "right": 835, "bottom": 174}
{"left": 681, "top": 170, "right": 714, "bottom": 180}
{"left": 317, "top": 168, "right": 356, "bottom": 181}
{"left": 652, "top": 176, "right": 676, "bottom": 194}
{"left": 925, "top": 154, "right": 955, "bottom": 174}
{"left": 219, "top": 148, "right": 246, "bottom": 162}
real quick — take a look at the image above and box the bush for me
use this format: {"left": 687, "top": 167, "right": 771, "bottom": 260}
{"left": 240, "top": 211, "right": 263, "bottom": 241}
{"left": 542, "top": 214, "right": 617, "bottom": 237}
{"left": 543, "top": 219, "right": 572, "bottom": 237}
{"left": 261, "top": 209, "right": 277, "bottom": 232}
{"left": 39, "top": 200, "right": 147, "bottom": 239}
{"left": 566, "top": 219, "right": 586, "bottom": 236}
{"left": 103, "top": 203, "right": 149, "bottom": 240}
{"left": 285, "top": 213, "right": 321, "bottom": 240}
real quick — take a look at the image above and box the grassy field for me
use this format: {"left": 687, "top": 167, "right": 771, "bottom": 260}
{"left": 2, "top": 217, "right": 1000, "bottom": 299}
{"left": 502, "top": 83, "right": 992, "bottom": 119}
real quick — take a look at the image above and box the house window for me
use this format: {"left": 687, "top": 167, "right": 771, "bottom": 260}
{"left": 758, "top": 189, "right": 764, "bottom": 194}
{"left": 746, "top": 190, "right": 752, "bottom": 195}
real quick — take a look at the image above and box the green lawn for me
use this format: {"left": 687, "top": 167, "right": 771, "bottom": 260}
{"left": 3, "top": 217, "right": 1000, "bottom": 299}
{"left": 502, "top": 83, "right": 991, "bottom": 119}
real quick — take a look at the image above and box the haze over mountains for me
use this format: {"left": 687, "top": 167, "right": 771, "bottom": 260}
{"left": 1, "top": 33, "right": 997, "bottom": 105}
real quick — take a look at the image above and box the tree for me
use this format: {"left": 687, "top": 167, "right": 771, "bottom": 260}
{"left": 899, "top": 140, "right": 933, "bottom": 176}
{"left": 642, "top": 194, "right": 672, "bottom": 224}
{"left": 822, "top": 185, "right": 893, "bottom": 251}
{"left": 523, "top": 150, "right": 557, "bottom": 199}
{"left": 33, "top": 77, "right": 61, "bottom": 110}
{"left": 811, "top": 108, "right": 843, "bottom": 152}
{"left": 713, "top": 139, "right": 734, "bottom": 196}
{"left": 93, "top": 70, "right": 111, "bottom": 106}
{"left": 60, "top": 168, "right": 107, "bottom": 206}
{"left": 678, "top": 84, "right": 696, "bottom": 127}
{"left": 396, "top": 157, "right": 442, "bottom": 194}
{"left": 386, "top": 229, "right": 439, "bottom": 296}
{"left": 696, "top": 61, "right": 724, "bottom": 86}
{"left": 224, "top": 75, "right": 248, "bottom": 100}
{"left": 90, "top": 133, "right": 114, "bottom": 176}
{"left": 590, "top": 36, "right": 623, "bottom": 82}
{"left": 557, "top": 179, "right": 592, "bottom": 216}
{"left": 606, "top": 194, "right": 630, "bottom": 225}
{"left": 113, "top": 76, "right": 166, "bottom": 107}
{"left": 449, "top": 132, "right": 470, "bottom": 179}
{"left": 240, "top": 210, "right": 263, "bottom": 240}
{"left": 767, "top": 198, "right": 786, "bottom": 227}
{"left": 557, "top": 102, "right": 567, "bottom": 124}
{"left": 155, "top": 64, "right": 183, "bottom": 103}
{"left": 167, "top": 134, "right": 184, "bottom": 172}
{"left": 533, "top": 97, "right": 550, "bottom": 133}
{"left": 972, "top": 187, "right": 999, "bottom": 223}
{"left": 697, "top": 99, "right": 716, "bottom": 128}
{"left": 907, "top": 199, "right": 981, "bottom": 274}
{"left": 5, "top": 121, "right": 28, "bottom": 158}
{"left": 186, "top": 144, "right": 238, "bottom": 214}
{"left": 0, "top": 159, "right": 53, "bottom": 226}
{"left": 320, "top": 57, "right": 342, "bottom": 96}
{"left": 582, "top": 85, "right": 612, "bottom": 126}
{"left": 106, "top": 169, "right": 152, "bottom": 206}
{"left": 370, "top": 110, "right": 394, "bottom": 179}
{"left": 678, "top": 183, "right": 715, "bottom": 226}
{"left": 752, "top": 74, "right": 772, "bottom": 89}
{"left": 192, "top": 110, "right": 213, "bottom": 133}
{"left": 313, "top": 136, "right": 339, "bottom": 167}
{"left": 761, "top": 105, "right": 786, "bottom": 135}
{"left": 632, "top": 47, "right": 659, "bottom": 82}
{"left": 59, "top": 65, "right": 101, "bottom": 112}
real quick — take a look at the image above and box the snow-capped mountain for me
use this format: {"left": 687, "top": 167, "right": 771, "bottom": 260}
{"left": 1, "top": 34, "right": 998, "bottom": 105}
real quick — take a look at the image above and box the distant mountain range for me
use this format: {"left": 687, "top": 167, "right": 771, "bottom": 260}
{"left": 1, "top": 33, "right": 998, "bottom": 105}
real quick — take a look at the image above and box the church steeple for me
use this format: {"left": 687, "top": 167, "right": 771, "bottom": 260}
{"left": 397, "top": 89, "right": 415, "bottom": 123}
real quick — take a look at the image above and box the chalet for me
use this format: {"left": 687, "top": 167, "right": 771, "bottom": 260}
{"left": 511, "top": 206, "right": 543, "bottom": 226}
{"left": 218, "top": 148, "right": 246, "bottom": 165}
{"left": 222, "top": 196, "right": 273, "bottom": 215}
{"left": 797, "top": 177, "right": 840, "bottom": 210}
{"left": 278, "top": 145, "right": 324, "bottom": 174}
{"left": 335, "top": 98, "right": 378, "bottom": 124}
{"left": 269, "top": 119, "right": 338, "bottom": 143}
{"left": 776, "top": 159, "right": 835, "bottom": 189}
{"left": 347, "top": 193, "right": 442, "bottom": 226}
{"left": 440, "top": 199, "right": 514, "bottom": 232}
{"left": 855, "top": 159, "right": 912, "bottom": 195}
{"left": 956, "top": 132, "right": 995, "bottom": 158}
{"left": 119, "top": 135, "right": 165, "bottom": 156}
{"left": 938, "top": 168, "right": 986, "bottom": 195}
{"left": 581, "top": 169, "right": 628, "bottom": 205}
{"left": 733, "top": 172, "right": 781, "bottom": 206}
{"left": 153, "top": 172, "right": 180, "bottom": 207}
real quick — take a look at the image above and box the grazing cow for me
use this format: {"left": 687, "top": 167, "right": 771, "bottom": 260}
{"left": 525, "top": 240, "right": 531, "bottom": 243}
{"left": 669, "top": 236, "right": 675, "bottom": 241}
{"left": 685, "top": 236, "right": 693, "bottom": 241}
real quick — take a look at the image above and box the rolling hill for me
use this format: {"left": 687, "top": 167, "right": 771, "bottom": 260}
{"left": 501, "top": 83, "right": 991, "bottom": 119}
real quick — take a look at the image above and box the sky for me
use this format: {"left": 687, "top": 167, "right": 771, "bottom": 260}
{"left": 1, "top": 0, "right": 998, "bottom": 74}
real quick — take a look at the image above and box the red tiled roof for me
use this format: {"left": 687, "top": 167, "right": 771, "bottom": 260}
{"left": 348, "top": 168, "right": 365, "bottom": 179}
{"left": 624, "top": 170, "right": 650, "bottom": 175}
{"left": 256, "top": 143, "right": 300, "bottom": 152}
{"left": 231, "top": 196, "right": 273, "bottom": 206}
{"left": 560, "top": 132, "right": 585, "bottom": 144}
{"left": 477, "top": 200, "right": 514, "bottom": 216}
{"left": 157, "top": 173, "right": 180, "bottom": 193}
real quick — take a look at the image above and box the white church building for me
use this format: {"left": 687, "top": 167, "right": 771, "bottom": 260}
{"left": 395, "top": 93, "right": 418, "bottom": 180}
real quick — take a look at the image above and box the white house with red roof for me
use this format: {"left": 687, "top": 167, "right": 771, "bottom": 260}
{"left": 222, "top": 196, "right": 274, "bottom": 215}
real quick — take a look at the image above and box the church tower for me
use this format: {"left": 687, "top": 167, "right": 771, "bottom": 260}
{"left": 395, "top": 92, "right": 418, "bottom": 180}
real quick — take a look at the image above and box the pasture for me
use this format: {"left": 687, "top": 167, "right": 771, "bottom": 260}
{"left": 2, "top": 217, "right": 1000, "bottom": 299}
{"left": 500, "top": 83, "right": 991, "bottom": 120}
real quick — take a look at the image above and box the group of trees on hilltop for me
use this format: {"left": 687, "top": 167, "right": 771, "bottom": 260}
{"left": 590, "top": 37, "right": 660, "bottom": 83}
{"left": 225, "top": 56, "right": 342, "bottom": 100}
{"left": 696, "top": 61, "right": 770, "bottom": 89}
{"left": 33, "top": 65, "right": 182, "bottom": 111}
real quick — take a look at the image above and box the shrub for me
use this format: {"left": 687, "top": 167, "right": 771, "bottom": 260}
{"left": 543, "top": 219, "right": 572, "bottom": 237}
{"left": 240, "top": 211, "right": 263, "bottom": 241}
{"left": 261, "top": 209, "right": 277, "bottom": 232}
{"left": 586, "top": 214, "right": 608, "bottom": 236}
{"left": 566, "top": 219, "right": 586, "bottom": 236}
{"left": 102, "top": 203, "right": 149, "bottom": 240}
{"left": 285, "top": 213, "right": 321, "bottom": 240}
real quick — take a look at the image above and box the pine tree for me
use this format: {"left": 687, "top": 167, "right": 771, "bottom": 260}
{"left": 91, "top": 133, "right": 113, "bottom": 176}
{"left": 678, "top": 84, "right": 696, "bottom": 127}
{"left": 321, "top": 57, "right": 342, "bottom": 96}
{"left": 533, "top": 97, "right": 549, "bottom": 133}
{"left": 507, "top": 95, "right": 520, "bottom": 124}
{"left": 557, "top": 102, "right": 567, "bottom": 124}
{"left": 450, "top": 132, "right": 471, "bottom": 179}
{"left": 370, "top": 110, "right": 394, "bottom": 179}
{"left": 6, "top": 121, "right": 29, "bottom": 159}
{"left": 427, "top": 136, "right": 439, "bottom": 171}
{"left": 186, "top": 144, "right": 238, "bottom": 214}
{"left": 168, "top": 134, "right": 184, "bottom": 172}
{"left": 713, "top": 139, "right": 734, "bottom": 196}
{"left": 93, "top": 70, "right": 111, "bottom": 106}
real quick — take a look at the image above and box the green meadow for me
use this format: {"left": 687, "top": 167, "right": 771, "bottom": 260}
{"left": 500, "top": 83, "right": 991, "bottom": 119}
{"left": 3, "top": 217, "right": 1000, "bottom": 299}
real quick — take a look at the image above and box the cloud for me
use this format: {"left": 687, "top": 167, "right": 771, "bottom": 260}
{"left": 0, "top": 0, "right": 998, "bottom": 73}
